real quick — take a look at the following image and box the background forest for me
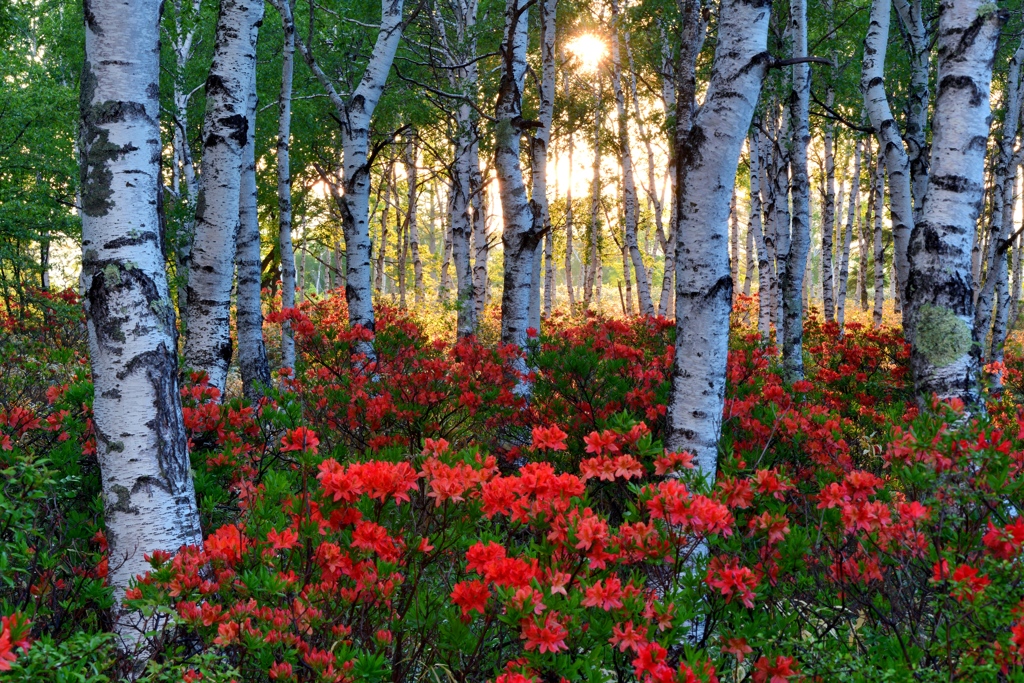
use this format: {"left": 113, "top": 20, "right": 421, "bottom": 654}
{"left": 2, "top": 0, "right": 1024, "bottom": 680}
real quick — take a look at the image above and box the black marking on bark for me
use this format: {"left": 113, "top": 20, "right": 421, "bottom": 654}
{"left": 937, "top": 74, "right": 985, "bottom": 107}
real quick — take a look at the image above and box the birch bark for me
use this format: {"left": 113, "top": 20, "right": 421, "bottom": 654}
{"left": 185, "top": 0, "right": 264, "bottom": 394}
{"left": 904, "top": 0, "right": 1003, "bottom": 402}
{"left": 496, "top": 0, "right": 540, "bottom": 367}
{"left": 235, "top": 68, "right": 272, "bottom": 399}
{"left": 610, "top": 0, "right": 653, "bottom": 315}
{"left": 861, "top": 0, "right": 912, "bottom": 308}
{"left": 276, "top": 0, "right": 297, "bottom": 374}
{"left": 79, "top": 0, "right": 202, "bottom": 650}
{"left": 837, "top": 139, "right": 862, "bottom": 327}
{"left": 667, "top": 0, "right": 771, "bottom": 475}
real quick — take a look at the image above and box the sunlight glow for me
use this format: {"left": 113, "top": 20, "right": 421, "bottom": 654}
{"left": 566, "top": 33, "right": 607, "bottom": 74}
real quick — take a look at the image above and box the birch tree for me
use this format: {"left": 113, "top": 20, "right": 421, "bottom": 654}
{"left": 79, "top": 0, "right": 202, "bottom": 651}
{"left": 781, "top": 0, "right": 812, "bottom": 380}
{"left": 975, "top": 37, "right": 1024, "bottom": 360}
{"left": 836, "top": 139, "right": 861, "bottom": 327}
{"left": 904, "top": 0, "right": 1003, "bottom": 402}
{"left": 496, "top": 0, "right": 540, "bottom": 367}
{"left": 667, "top": 0, "right": 772, "bottom": 475}
{"left": 749, "top": 127, "right": 772, "bottom": 338}
{"left": 277, "top": 0, "right": 297, "bottom": 374}
{"left": 609, "top": 0, "right": 653, "bottom": 316}
{"left": 282, "top": 0, "right": 406, "bottom": 357}
{"left": 184, "top": 0, "right": 263, "bottom": 394}
{"left": 235, "top": 67, "right": 271, "bottom": 399}
{"left": 528, "top": 0, "right": 557, "bottom": 330}
{"left": 861, "top": 0, "right": 912, "bottom": 308}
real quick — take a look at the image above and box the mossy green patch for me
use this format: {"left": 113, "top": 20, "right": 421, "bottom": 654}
{"left": 915, "top": 304, "right": 972, "bottom": 367}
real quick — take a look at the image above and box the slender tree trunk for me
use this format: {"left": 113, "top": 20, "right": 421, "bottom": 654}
{"left": 904, "top": 0, "right": 1003, "bottom": 402}
{"left": 523, "top": 0, "right": 556, "bottom": 331}
{"left": 451, "top": 116, "right": 479, "bottom": 335}
{"left": 781, "top": 0, "right": 812, "bottom": 379}
{"left": 730, "top": 191, "right": 740, "bottom": 287}
{"left": 564, "top": 74, "right": 576, "bottom": 310}
{"left": 873, "top": 156, "right": 885, "bottom": 327}
{"left": 771, "top": 114, "right": 791, "bottom": 348}
{"left": 749, "top": 128, "right": 772, "bottom": 339}
{"left": 858, "top": 140, "right": 871, "bottom": 311}
{"left": 610, "top": 0, "right": 653, "bottom": 315}
{"left": 236, "top": 68, "right": 271, "bottom": 399}
{"left": 585, "top": 89, "right": 602, "bottom": 308}
{"left": 657, "top": 23, "right": 678, "bottom": 317}
{"left": 821, "top": 112, "right": 836, "bottom": 323}
{"left": 496, "top": 0, "right": 540, "bottom": 368}
{"left": 837, "top": 139, "right": 862, "bottom": 327}
{"left": 405, "top": 137, "right": 424, "bottom": 304}
{"left": 744, "top": 200, "right": 755, "bottom": 297}
{"left": 376, "top": 164, "right": 392, "bottom": 295}
{"left": 893, "top": 0, "right": 931, "bottom": 224}
{"left": 79, "top": 0, "right": 202, "bottom": 652}
{"left": 861, "top": 0, "right": 913, "bottom": 310}
{"left": 757, "top": 125, "right": 780, "bottom": 338}
{"left": 398, "top": 211, "right": 408, "bottom": 307}
{"left": 276, "top": 0, "right": 297, "bottom": 374}
{"left": 472, "top": 155, "right": 489, "bottom": 318}
{"left": 975, "top": 38, "right": 1024, "bottom": 357}
{"left": 185, "top": 0, "right": 263, "bottom": 394}
{"left": 440, "top": 202, "right": 454, "bottom": 302}
{"left": 667, "top": 0, "right": 771, "bottom": 475}
{"left": 283, "top": 0, "right": 404, "bottom": 358}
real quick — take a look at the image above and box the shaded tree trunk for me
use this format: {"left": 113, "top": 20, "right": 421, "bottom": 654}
{"left": 749, "top": 128, "right": 772, "bottom": 339}
{"left": 873, "top": 155, "right": 885, "bottom": 327}
{"left": 837, "top": 139, "right": 862, "bottom": 327}
{"left": 236, "top": 68, "right": 271, "bottom": 399}
{"left": 276, "top": 0, "right": 297, "bottom": 374}
{"left": 610, "top": 0, "right": 653, "bottom": 315}
{"left": 405, "top": 137, "right": 424, "bottom": 304}
{"left": 781, "top": 0, "right": 812, "bottom": 379}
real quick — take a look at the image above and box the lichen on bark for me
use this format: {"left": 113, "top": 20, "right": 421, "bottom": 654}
{"left": 915, "top": 304, "right": 973, "bottom": 367}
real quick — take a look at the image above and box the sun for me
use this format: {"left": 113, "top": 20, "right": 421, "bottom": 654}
{"left": 566, "top": 33, "right": 607, "bottom": 74}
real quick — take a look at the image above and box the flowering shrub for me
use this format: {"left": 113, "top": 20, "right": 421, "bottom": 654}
{"left": 3, "top": 293, "right": 1024, "bottom": 681}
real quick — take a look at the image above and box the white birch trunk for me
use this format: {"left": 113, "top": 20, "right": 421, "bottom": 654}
{"left": 276, "top": 0, "right": 297, "bottom": 374}
{"left": 975, "top": 38, "right": 1024, "bottom": 356}
{"left": 610, "top": 0, "right": 653, "bottom": 316}
{"left": 451, "top": 112, "right": 478, "bottom": 335}
{"left": 821, "top": 111, "right": 836, "bottom": 322}
{"left": 667, "top": 0, "right": 772, "bottom": 475}
{"left": 497, "top": 0, "right": 540, "bottom": 367}
{"left": 837, "top": 139, "right": 862, "bottom": 327}
{"left": 861, "top": 0, "right": 912, "bottom": 309}
{"left": 564, "top": 68, "right": 576, "bottom": 309}
{"left": 284, "top": 0, "right": 405, "bottom": 358}
{"left": 79, "top": 0, "right": 202, "bottom": 652}
{"left": 525, "top": 0, "right": 556, "bottom": 330}
{"left": 873, "top": 156, "right": 885, "bottom": 327}
{"left": 405, "top": 137, "right": 424, "bottom": 304}
{"left": 781, "top": 0, "right": 812, "bottom": 380}
{"left": 892, "top": 0, "right": 931, "bottom": 224}
{"left": 235, "top": 68, "right": 271, "bottom": 399}
{"left": 376, "top": 165, "right": 393, "bottom": 295}
{"left": 749, "top": 128, "right": 772, "bottom": 339}
{"left": 185, "top": 0, "right": 263, "bottom": 394}
{"left": 904, "top": 0, "right": 1003, "bottom": 402}
{"left": 472, "top": 152, "right": 489, "bottom": 318}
